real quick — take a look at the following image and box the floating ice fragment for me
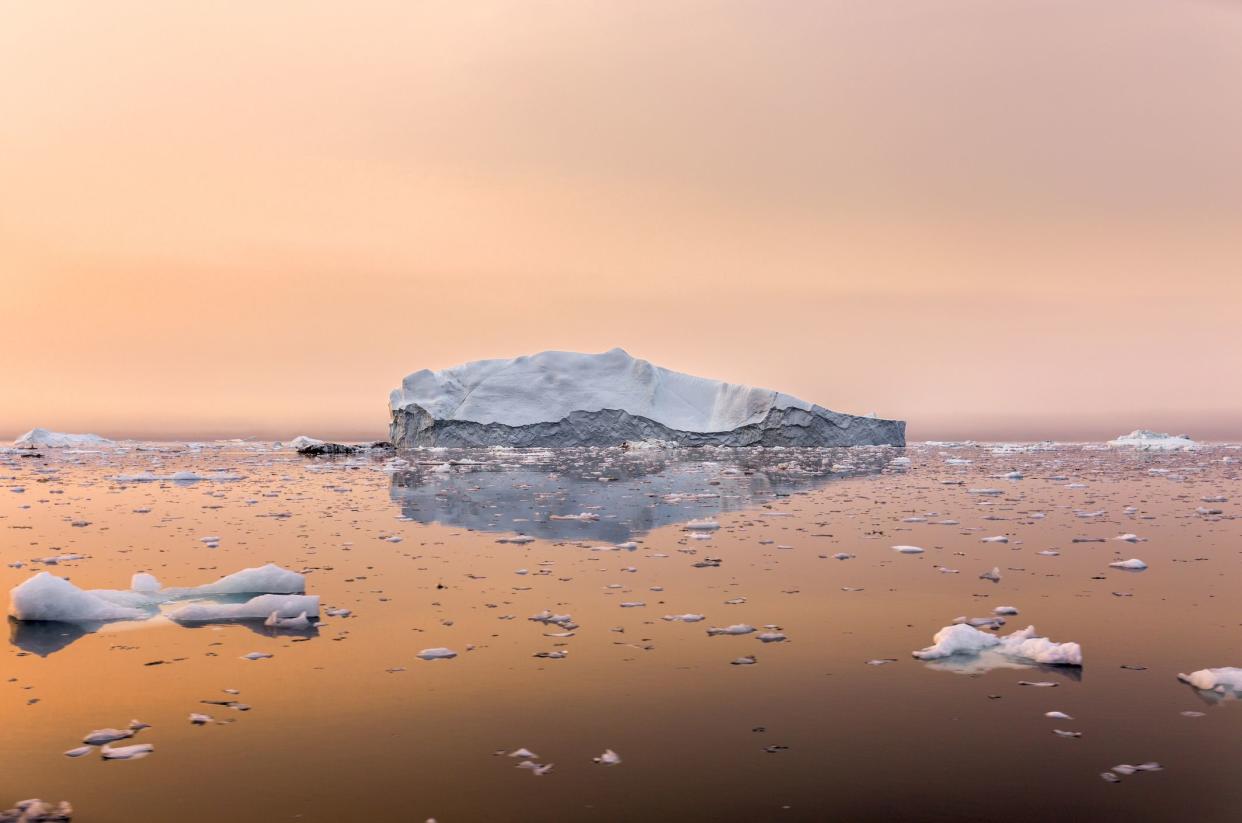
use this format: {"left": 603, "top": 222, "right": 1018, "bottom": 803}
{"left": 416, "top": 647, "right": 457, "bottom": 660}
{"left": 82, "top": 729, "right": 133, "bottom": 745}
{"left": 1045, "top": 711, "right": 1072, "bottom": 719}
{"left": 10, "top": 574, "right": 148, "bottom": 622}
{"left": 913, "top": 624, "right": 1082, "bottom": 666}
{"left": 707, "top": 624, "right": 755, "bottom": 637}
{"left": 979, "top": 567, "right": 1001, "bottom": 582}
{"left": 241, "top": 652, "right": 273, "bottom": 661}
{"left": 189, "top": 713, "right": 211, "bottom": 725}
{"left": 892, "top": 545, "right": 924, "bottom": 554}
{"left": 1109, "top": 559, "right": 1148, "bottom": 571}
{"left": 684, "top": 519, "right": 720, "bottom": 531}
{"left": 593, "top": 749, "right": 621, "bottom": 766}
{"left": 99, "top": 743, "right": 153, "bottom": 760}
{"left": 1177, "top": 667, "right": 1242, "bottom": 694}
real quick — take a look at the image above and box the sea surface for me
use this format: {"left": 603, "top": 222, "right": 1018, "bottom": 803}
{"left": 2, "top": 441, "right": 1240, "bottom": 822}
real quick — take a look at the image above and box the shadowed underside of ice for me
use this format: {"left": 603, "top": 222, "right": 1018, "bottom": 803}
{"left": 13, "top": 428, "right": 113, "bottom": 449}
{"left": 1108, "top": 430, "right": 1197, "bottom": 451}
{"left": 389, "top": 349, "right": 905, "bottom": 448}
{"left": 913, "top": 623, "right": 1083, "bottom": 668}
{"left": 8, "top": 564, "right": 308, "bottom": 624}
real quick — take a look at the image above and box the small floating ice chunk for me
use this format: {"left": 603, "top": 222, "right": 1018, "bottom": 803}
{"left": 731, "top": 655, "right": 757, "bottom": 665}
{"left": 892, "top": 545, "right": 924, "bottom": 554}
{"left": 189, "top": 713, "right": 211, "bottom": 725}
{"left": 707, "top": 624, "right": 755, "bottom": 637}
{"left": 241, "top": 651, "right": 273, "bottom": 661}
{"left": 64, "top": 746, "right": 92, "bottom": 758}
{"left": 508, "top": 748, "right": 538, "bottom": 759}
{"left": 684, "top": 519, "right": 720, "bottom": 531}
{"left": 1045, "top": 711, "right": 1073, "bottom": 719}
{"left": 1109, "top": 559, "right": 1148, "bottom": 571}
{"left": 416, "top": 647, "right": 458, "bottom": 660}
{"left": 979, "top": 567, "right": 1001, "bottom": 582}
{"left": 1177, "top": 667, "right": 1242, "bottom": 693}
{"left": 99, "top": 743, "right": 154, "bottom": 760}
{"left": 82, "top": 728, "right": 134, "bottom": 745}
{"left": 130, "top": 573, "right": 161, "bottom": 593}
{"left": 756, "top": 632, "right": 787, "bottom": 643}
{"left": 981, "top": 536, "right": 1009, "bottom": 544}
{"left": 593, "top": 749, "right": 621, "bottom": 766}
{"left": 662, "top": 614, "right": 705, "bottom": 623}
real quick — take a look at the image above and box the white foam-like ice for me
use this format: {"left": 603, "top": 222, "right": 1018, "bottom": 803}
{"left": 1178, "top": 667, "right": 1242, "bottom": 693}
{"left": 913, "top": 623, "right": 1082, "bottom": 666}
{"left": 390, "top": 348, "right": 814, "bottom": 430}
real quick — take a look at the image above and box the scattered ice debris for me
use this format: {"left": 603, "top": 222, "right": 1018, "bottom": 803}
{"left": 912, "top": 624, "right": 1082, "bottom": 666}
{"left": 707, "top": 624, "right": 756, "bottom": 637}
{"left": 1177, "top": 668, "right": 1242, "bottom": 695}
{"left": 593, "top": 749, "right": 621, "bottom": 766}
{"left": 662, "top": 614, "right": 705, "bottom": 623}
{"left": 1108, "top": 558, "right": 1148, "bottom": 571}
{"left": 417, "top": 647, "right": 458, "bottom": 660}
{"left": 979, "top": 567, "right": 1001, "bottom": 582}
{"left": 99, "top": 743, "right": 153, "bottom": 760}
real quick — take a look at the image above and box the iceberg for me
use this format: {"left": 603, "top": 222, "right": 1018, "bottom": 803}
{"left": 8, "top": 574, "right": 149, "bottom": 622}
{"left": 13, "top": 428, "right": 113, "bottom": 449}
{"left": 1178, "top": 667, "right": 1242, "bottom": 695}
{"left": 1108, "top": 430, "right": 1197, "bottom": 451}
{"left": 161, "top": 563, "right": 306, "bottom": 597}
{"left": 912, "top": 623, "right": 1082, "bottom": 666}
{"left": 389, "top": 349, "right": 905, "bottom": 448}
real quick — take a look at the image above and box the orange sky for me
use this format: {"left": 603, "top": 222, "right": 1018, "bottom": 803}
{"left": 2, "top": 1, "right": 1240, "bottom": 442}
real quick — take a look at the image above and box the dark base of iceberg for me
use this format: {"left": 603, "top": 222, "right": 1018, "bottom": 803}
{"left": 390, "top": 405, "right": 906, "bottom": 448}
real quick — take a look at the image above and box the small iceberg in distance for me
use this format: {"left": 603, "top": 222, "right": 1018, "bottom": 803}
{"left": 1108, "top": 430, "right": 1197, "bottom": 451}
{"left": 13, "top": 428, "right": 114, "bottom": 449}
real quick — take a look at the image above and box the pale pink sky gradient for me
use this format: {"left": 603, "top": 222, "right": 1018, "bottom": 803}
{"left": 2, "top": 1, "right": 1240, "bottom": 442}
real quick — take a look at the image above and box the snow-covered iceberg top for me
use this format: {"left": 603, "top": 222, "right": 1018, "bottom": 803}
{"left": 13, "top": 428, "right": 114, "bottom": 449}
{"left": 391, "top": 348, "right": 813, "bottom": 430}
{"left": 1108, "top": 430, "right": 1197, "bottom": 451}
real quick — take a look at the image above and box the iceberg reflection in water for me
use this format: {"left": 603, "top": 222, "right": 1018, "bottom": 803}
{"left": 388, "top": 446, "right": 899, "bottom": 543}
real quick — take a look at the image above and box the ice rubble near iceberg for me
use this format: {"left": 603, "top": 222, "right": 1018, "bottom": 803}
{"left": 388, "top": 348, "right": 905, "bottom": 448}
{"left": 1107, "top": 430, "right": 1198, "bottom": 451}
{"left": 13, "top": 428, "right": 113, "bottom": 449}
{"left": 913, "top": 624, "right": 1082, "bottom": 666}
{"left": 1177, "top": 668, "right": 1242, "bottom": 694}
{"left": 8, "top": 564, "right": 310, "bottom": 623}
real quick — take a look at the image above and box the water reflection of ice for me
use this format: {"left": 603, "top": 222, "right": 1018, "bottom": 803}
{"left": 388, "top": 447, "right": 897, "bottom": 542}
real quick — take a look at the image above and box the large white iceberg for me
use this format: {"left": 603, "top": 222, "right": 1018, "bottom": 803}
{"left": 913, "top": 623, "right": 1082, "bottom": 666}
{"left": 162, "top": 563, "right": 305, "bottom": 597}
{"left": 13, "top": 429, "right": 113, "bottom": 449}
{"left": 1108, "top": 430, "right": 1197, "bottom": 451}
{"left": 389, "top": 349, "right": 905, "bottom": 447}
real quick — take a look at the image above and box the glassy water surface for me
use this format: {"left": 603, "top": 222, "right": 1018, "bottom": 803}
{"left": 2, "top": 442, "right": 1240, "bottom": 821}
